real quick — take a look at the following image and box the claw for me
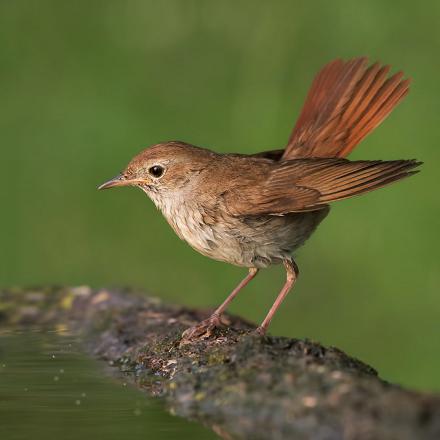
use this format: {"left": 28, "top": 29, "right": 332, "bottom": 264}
{"left": 181, "top": 314, "right": 222, "bottom": 341}
{"left": 254, "top": 326, "right": 266, "bottom": 336}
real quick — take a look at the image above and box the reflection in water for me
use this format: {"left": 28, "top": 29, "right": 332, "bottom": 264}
{"left": 0, "top": 328, "right": 217, "bottom": 440}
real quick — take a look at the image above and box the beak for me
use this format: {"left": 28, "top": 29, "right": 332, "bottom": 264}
{"left": 98, "top": 174, "right": 132, "bottom": 190}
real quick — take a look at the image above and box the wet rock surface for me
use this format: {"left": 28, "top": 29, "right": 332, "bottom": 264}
{"left": 1, "top": 286, "right": 439, "bottom": 440}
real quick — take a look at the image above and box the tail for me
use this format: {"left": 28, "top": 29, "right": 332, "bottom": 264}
{"left": 282, "top": 57, "right": 410, "bottom": 160}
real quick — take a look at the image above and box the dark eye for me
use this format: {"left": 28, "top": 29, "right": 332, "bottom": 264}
{"left": 148, "top": 165, "right": 164, "bottom": 178}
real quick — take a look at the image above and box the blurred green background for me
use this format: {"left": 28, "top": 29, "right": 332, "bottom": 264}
{"left": 1, "top": 0, "right": 439, "bottom": 391}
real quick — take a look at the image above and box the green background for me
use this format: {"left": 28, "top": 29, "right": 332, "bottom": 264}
{"left": 1, "top": 1, "right": 439, "bottom": 390}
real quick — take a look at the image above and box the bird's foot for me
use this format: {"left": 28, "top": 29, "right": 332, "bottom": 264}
{"left": 181, "top": 314, "right": 222, "bottom": 341}
{"left": 254, "top": 326, "right": 267, "bottom": 336}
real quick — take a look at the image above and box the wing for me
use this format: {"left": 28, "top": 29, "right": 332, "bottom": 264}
{"left": 283, "top": 57, "right": 410, "bottom": 159}
{"left": 224, "top": 158, "right": 420, "bottom": 216}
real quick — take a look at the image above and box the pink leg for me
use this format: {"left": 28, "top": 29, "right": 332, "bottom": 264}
{"left": 256, "top": 259, "right": 298, "bottom": 335}
{"left": 212, "top": 267, "right": 259, "bottom": 317}
{"left": 182, "top": 268, "right": 259, "bottom": 340}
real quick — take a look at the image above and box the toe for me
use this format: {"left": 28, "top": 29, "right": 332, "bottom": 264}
{"left": 181, "top": 316, "right": 222, "bottom": 341}
{"left": 254, "top": 326, "right": 266, "bottom": 336}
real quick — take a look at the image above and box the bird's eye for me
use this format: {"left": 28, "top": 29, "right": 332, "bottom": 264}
{"left": 148, "top": 165, "right": 164, "bottom": 178}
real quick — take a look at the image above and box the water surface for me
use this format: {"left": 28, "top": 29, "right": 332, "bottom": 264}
{"left": 0, "top": 328, "right": 217, "bottom": 440}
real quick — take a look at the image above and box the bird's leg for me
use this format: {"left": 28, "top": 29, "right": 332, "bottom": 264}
{"left": 182, "top": 268, "right": 259, "bottom": 340}
{"left": 211, "top": 268, "right": 259, "bottom": 319}
{"left": 255, "top": 259, "right": 298, "bottom": 335}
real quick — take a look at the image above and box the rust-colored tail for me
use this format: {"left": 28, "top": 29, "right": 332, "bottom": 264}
{"left": 283, "top": 57, "right": 410, "bottom": 160}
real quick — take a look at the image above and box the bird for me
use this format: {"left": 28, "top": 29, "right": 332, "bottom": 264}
{"left": 99, "top": 57, "right": 421, "bottom": 340}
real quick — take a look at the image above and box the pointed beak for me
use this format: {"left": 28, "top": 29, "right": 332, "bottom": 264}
{"left": 98, "top": 174, "right": 131, "bottom": 190}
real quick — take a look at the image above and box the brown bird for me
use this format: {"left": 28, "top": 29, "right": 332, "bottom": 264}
{"left": 99, "top": 57, "right": 420, "bottom": 339}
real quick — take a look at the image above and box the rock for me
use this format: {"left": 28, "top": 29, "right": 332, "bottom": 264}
{"left": 1, "top": 286, "right": 439, "bottom": 440}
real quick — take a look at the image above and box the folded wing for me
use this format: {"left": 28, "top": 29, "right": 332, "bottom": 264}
{"left": 225, "top": 158, "right": 420, "bottom": 216}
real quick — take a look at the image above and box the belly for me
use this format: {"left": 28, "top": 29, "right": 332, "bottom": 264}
{"left": 163, "top": 202, "right": 329, "bottom": 268}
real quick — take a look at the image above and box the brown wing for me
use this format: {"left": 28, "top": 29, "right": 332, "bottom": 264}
{"left": 225, "top": 158, "right": 420, "bottom": 216}
{"left": 283, "top": 57, "right": 410, "bottom": 159}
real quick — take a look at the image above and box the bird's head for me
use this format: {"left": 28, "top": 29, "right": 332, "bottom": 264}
{"left": 98, "top": 141, "right": 213, "bottom": 200}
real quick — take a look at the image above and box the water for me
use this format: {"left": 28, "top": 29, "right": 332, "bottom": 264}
{"left": 0, "top": 328, "right": 217, "bottom": 440}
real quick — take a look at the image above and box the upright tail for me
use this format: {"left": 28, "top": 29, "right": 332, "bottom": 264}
{"left": 282, "top": 57, "right": 410, "bottom": 160}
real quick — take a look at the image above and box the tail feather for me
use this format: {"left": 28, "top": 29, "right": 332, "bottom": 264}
{"left": 283, "top": 57, "right": 410, "bottom": 160}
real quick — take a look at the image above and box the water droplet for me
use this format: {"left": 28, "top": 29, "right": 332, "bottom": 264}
{"left": 53, "top": 376, "right": 59, "bottom": 382}
{"left": 75, "top": 400, "right": 81, "bottom": 406}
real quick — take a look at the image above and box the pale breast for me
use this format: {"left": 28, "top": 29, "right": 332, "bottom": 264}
{"left": 146, "top": 188, "right": 218, "bottom": 254}
{"left": 145, "top": 187, "right": 329, "bottom": 268}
